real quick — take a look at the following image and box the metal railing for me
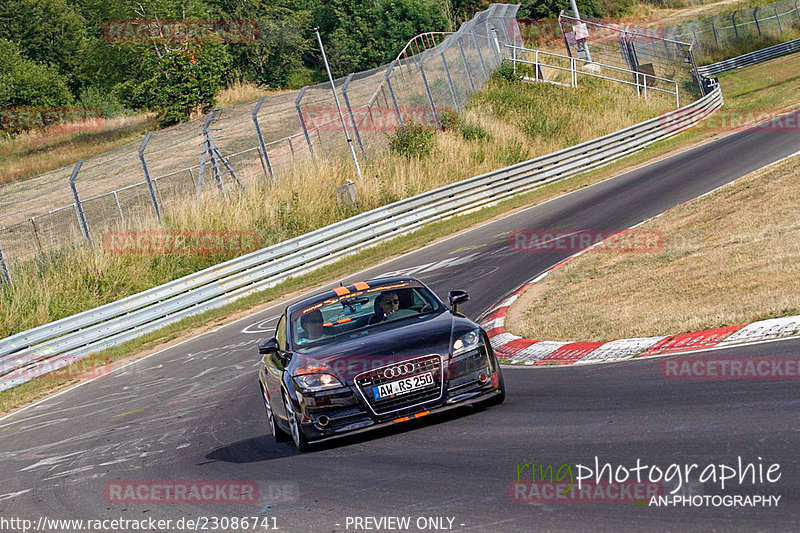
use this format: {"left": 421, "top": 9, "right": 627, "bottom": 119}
{"left": 0, "top": 85, "right": 723, "bottom": 392}
{"left": 698, "top": 36, "right": 800, "bottom": 75}
{"left": 507, "top": 45, "right": 681, "bottom": 107}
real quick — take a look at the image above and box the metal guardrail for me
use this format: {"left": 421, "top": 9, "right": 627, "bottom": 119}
{"left": 0, "top": 86, "right": 723, "bottom": 392}
{"left": 698, "top": 37, "right": 800, "bottom": 76}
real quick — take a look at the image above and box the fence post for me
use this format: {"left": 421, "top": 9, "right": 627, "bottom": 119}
{"left": 0, "top": 245, "right": 10, "bottom": 286}
{"left": 732, "top": 12, "right": 739, "bottom": 39}
{"left": 138, "top": 132, "right": 161, "bottom": 222}
{"left": 457, "top": 40, "right": 476, "bottom": 93}
{"left": 711, "top": 18, "right": 719, "bottom": 46}
{"left": 485, "top": 22, "right": 497, "bottom": 66}
{"left": 418, "top": 55, "right": 440, "bottom": 128}
{"left": 775, "top": 5, "right": 783, "bottom": 33}
{"left": 295, "top": 87, "right": 315, "bottom": 159}
{"left": 197, "top": 110, "right": 216, "bottom": 194}
{"left": 30, "top": 218, "right": 44, "bottom": 256}
{"left": 796, "top": 0, "right": 800, "bottom": 21}
{"left": 113, "top": 191, "right": 125, "bottom": 225}
{"left": 384, "top": 62, "right": 404, "bottom": 127}
{"left": 252, "top": 97, "right": 275, "bottom": 183}
{"left": 68, "top": 160, "right": 91, "bottom": 244}
{"left": 441, "top": 50, "right": 460, "bottom": 110}
{"left": 342, "top": 73, "right": 366, "bottom": 158}
{"left": 471, "top": 32, "right": 489, "bottom": 81}
{"left": 754, "top": 8, "right": 761, "bottom": 35}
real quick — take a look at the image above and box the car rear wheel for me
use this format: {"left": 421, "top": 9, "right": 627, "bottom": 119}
{"left": 283, "top": 390, "right": 311, "bottom": 452}
{"left": 261, "top": 384, "right": 289, "bottom": 442}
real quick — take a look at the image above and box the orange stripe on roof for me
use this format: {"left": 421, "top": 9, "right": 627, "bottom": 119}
{"left": 353, "top": 281, "right": 370, "bottom": 290}
{"left": 333, "top": 286, "right": 350, "bottom": 296}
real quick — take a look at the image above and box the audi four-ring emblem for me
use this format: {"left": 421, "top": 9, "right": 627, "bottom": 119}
{"left": 384, "top": 363, "right": 416, "bottom": 379}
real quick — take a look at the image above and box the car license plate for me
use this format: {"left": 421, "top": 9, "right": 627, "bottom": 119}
{"left": 373, "top": 372, "right": 434, "bottom": 400}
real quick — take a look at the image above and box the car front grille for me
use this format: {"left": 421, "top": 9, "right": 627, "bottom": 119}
{"left": 354, "top": 354, "right": 443, "bottom": 416}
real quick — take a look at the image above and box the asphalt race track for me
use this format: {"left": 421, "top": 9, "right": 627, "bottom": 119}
{"left": 1, "top": 113, "right": 799, "bottom": 532}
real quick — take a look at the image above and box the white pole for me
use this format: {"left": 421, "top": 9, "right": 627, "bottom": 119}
{"left": 314, "top": 27, "right": 363, "bottom": 179}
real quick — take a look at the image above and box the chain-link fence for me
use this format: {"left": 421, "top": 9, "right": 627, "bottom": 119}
{"left": 0, "top": 3, "right": 521, "bottom": 277}
{"left": 660, "top": 0, "right": 800, "bottom": 58}
{"left": 558, "top": 12, "right": 703, "bottom": 102}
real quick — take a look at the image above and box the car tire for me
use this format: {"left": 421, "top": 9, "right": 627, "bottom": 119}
{"left": 283, "top": 390, "right": 311, "bottom": 452}
{"left": 261, "top": 383, "right": 289, "bottom": 442}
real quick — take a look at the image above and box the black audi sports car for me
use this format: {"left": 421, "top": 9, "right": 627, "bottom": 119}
{"left": 257, "top": 276, "right": 505, "bottom": 451}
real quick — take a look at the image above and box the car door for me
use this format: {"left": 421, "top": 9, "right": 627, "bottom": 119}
{"left": 264, "top": 313, "right": 290, "bottom": 420}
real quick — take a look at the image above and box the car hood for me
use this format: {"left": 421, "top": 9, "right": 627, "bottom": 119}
{"left": 289, "top": 311, "right": 476, "bottom": 381}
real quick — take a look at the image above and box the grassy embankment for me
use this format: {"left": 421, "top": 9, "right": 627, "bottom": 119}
{"left": 506, "top": 53, "right": 800, "bottom": 342}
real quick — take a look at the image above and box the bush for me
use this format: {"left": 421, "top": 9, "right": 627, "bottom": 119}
{"left": 389, "top": 124, "right": 437, "bottom": 158}
{"left": 438, "top": 109, "right": 458, "bottom": 131}
{"left": 492, "top": 60, "right": 518, "bottom": 82}
{"left": 78, "top": 87, "right": 128, "bottom": 119}
{"left": 458, "top": 119, "right": 491, "bottom": 141}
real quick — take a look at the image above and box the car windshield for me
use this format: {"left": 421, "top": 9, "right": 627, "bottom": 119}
{"left": 290, "top": 281, "right": 444, "bottom": 352}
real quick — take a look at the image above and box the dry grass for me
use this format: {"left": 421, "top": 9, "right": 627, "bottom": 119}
{"left": 0, "top": 76, "right": 673, "bottom": 338}
{"left": 507, "top": 153, "right": 800, "bottom": 342}
{"left": 215, "top": 82, "right": 291, "bottom": 108}
{"left": 0, "top": 114, "right": 158, "bottom": 186}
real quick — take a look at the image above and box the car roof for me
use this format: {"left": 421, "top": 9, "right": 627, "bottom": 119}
{"left": 286, "top": 276, "right": 426, "bottom": 315}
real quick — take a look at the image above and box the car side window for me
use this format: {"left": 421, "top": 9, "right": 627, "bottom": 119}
{"left": 275, "top": 315, "right": 287, "bottom": 351}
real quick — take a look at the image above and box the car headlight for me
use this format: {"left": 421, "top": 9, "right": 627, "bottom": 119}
{"left": 293, "top": 373, "right": 343, "bottom": 392}
{"left": 453, "top": 328, "right": 483, "bottom": 356}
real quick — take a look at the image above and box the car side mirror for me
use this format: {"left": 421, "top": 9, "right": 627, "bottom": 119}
{"left": 259, "top": 338, "right": 279, "bottom": 355}
{"left": 448, "top": 290, "right": 469, "bottom": 314}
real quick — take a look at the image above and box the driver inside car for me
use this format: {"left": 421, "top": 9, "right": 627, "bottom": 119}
{"left": 297, "top": 309, "right": 325, "bottom": 343}
{"left": 369, "top": 291, "right": 400, "bottom": 325}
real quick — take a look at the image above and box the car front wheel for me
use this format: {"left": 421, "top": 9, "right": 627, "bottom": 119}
{"left": 283, "top": 390, "right": 311, "bottom": 452}
{"left": 261, "top": 383, "right": 289, "bottom": 442}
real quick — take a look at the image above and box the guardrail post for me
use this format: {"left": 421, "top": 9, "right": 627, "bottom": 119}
{"left": 775, "top": 6, "right": 783, "bottom": 33}
{"left": 252, "top": 97, "right": 275, "bottom": 183}
{"left": 441, "top": 50, "right": 460, "bottom": 109}
{"left": 754, "top": 8, "right": 761, "bottom": 35}
{"left": 342, "top": 73, "right": 366, "bottom": 158}
{"left": 418, "top": 56, "right": 440, "bottom": 128}
{"left": 471, "top": 32, "right": 489, "bottom": 81}
{"left": 138, "top": 132, "right": 161, "bottom": 222}
{"left": 732, "top": 12, "right": 739, "bottom": 39}
{"left": 0, "top": 245, "right": 10, "bottom": 286}
{"left": 68, "top": 160, "right": 91, "bottom": 244}
{"left": 384, "top": 62, "right": 404, "bottom": 127}
{"left": 457, "top": 40, "right": 476, "bottom": 93}
{"left": 295, "top": 87, "right": 315, "bottom": 159}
